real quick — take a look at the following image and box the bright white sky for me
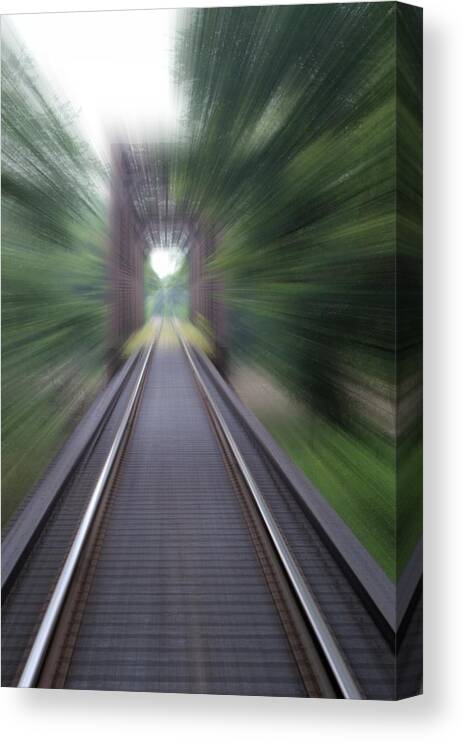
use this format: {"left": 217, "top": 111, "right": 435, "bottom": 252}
{"left": 10, "top": 9, "right": 184, "bottom": 277}
{"left": 10, "top": 9, "right": 181, "bottom": 162}
{"left": 150, "top": 247, "right": 183, "bottom": 280}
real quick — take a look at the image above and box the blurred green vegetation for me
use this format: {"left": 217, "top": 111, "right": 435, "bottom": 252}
{"left": 1, "top": 3, "right": 422, "bottom": 585}
{"left": 1, "top": 26, "right": 108, "bottom": 525}
{"left": 144, "top": 258, "right": 162, "bottom": 317}
{"left": 175, "top": 2, "right": 422, "bottom": 580}
{"left": 154, "top": 257, "right": 189, "bottom": 318}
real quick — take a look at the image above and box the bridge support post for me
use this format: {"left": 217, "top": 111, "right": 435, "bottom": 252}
{"left": 108, "top": 144, "right": 145, "bottom": 377}
{"left": 189, "top": 227, "right": 228, "bottom": 376}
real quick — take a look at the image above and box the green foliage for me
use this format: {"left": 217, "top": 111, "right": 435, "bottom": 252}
{"left": 174, "top": 2, "right": 422, "bottom": 580}
{"left": 144, "top": 259, "right": 162, "bottom": 317}
{"left": 1, "top": 4, "right": 422, "bottom": 583}
{"left": 1, "top": 25, "right": 108, "bottom": 524}
{"left": 150, "top": 257, "right": 189, "bottom": 318}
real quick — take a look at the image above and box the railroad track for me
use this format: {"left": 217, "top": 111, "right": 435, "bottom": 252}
{"left": 3, "top": 319, "right": 416, "bottom": 698}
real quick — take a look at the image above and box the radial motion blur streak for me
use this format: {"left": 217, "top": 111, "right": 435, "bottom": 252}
{"left": 1, "top": 4, "right": 422, "bottom": 584}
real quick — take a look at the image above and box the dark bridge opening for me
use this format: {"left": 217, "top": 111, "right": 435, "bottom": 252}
{"left": 108, "top": 142, "right": 227, "bottom": 378}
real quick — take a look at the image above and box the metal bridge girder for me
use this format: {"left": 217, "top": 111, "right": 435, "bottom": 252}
{"left": 108, "top": 142, "right": 228, "bottom": 376}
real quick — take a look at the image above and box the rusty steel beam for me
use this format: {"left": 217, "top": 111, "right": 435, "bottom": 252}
{"left": 108, "top": 143, "right": 228, "bottom": 376}
{"left": 108, "top": 144, "right": 145, "bottom": 376}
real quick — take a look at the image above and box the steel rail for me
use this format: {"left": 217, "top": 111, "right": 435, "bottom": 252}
{"left": 18, "top": 338, "right": 155, "bottom": 688}
{"left": 176, "top": 324, "right": 364, "bottom": 700}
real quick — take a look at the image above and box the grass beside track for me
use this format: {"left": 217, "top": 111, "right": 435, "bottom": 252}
{"left": 230, "top": 364, "right": 421, "bottom": 583}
